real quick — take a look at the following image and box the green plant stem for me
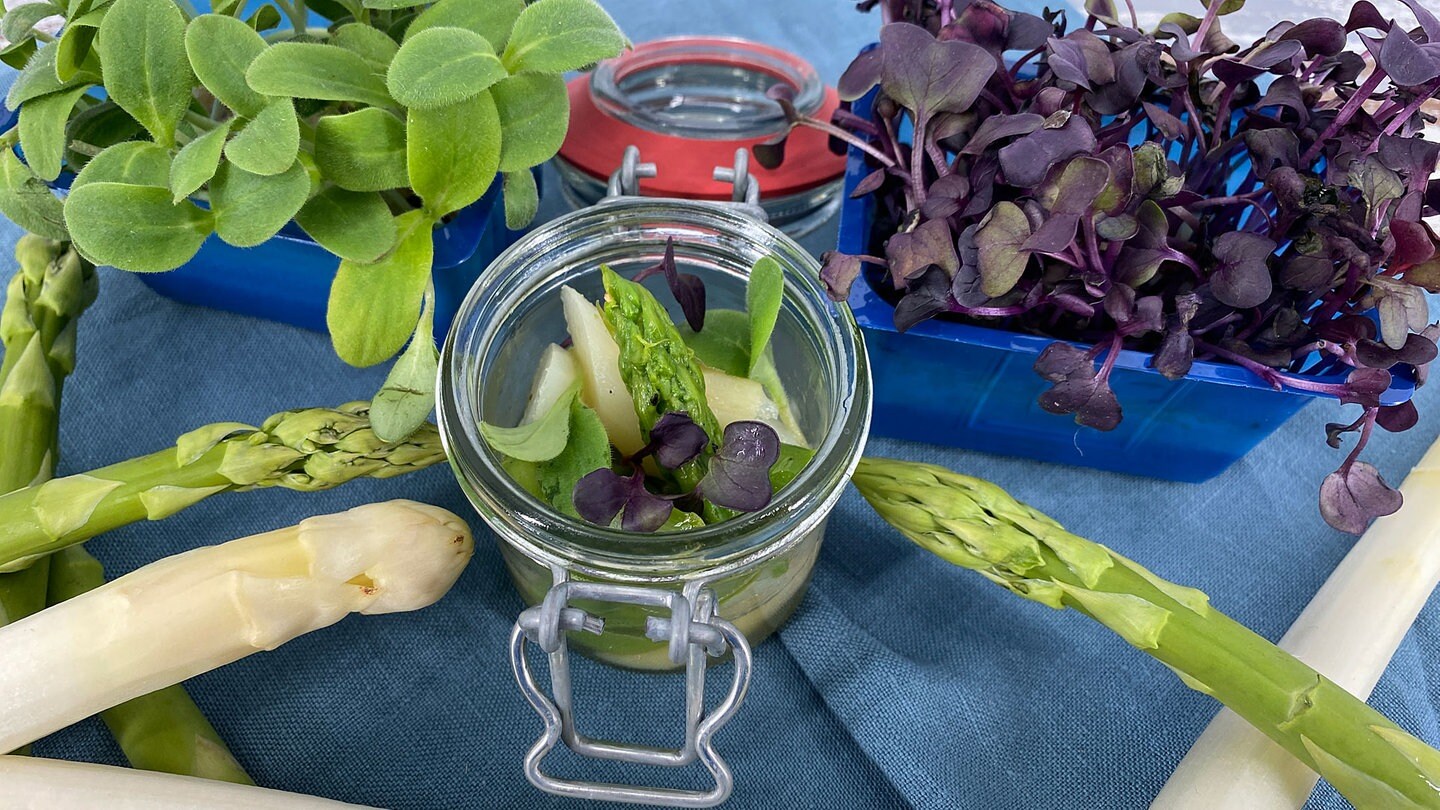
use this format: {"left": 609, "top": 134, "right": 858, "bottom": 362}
{"left": 45, "top": 546, "right": 254, "bottom": 784}
{"left": 0, "top": 402, "right": 445, "bottom": 571}
{"left": 853, "top": 457, "right": 1440, "bottom": 810}
{"left": 275, "top": 0, "right": 307, "bottom": 33}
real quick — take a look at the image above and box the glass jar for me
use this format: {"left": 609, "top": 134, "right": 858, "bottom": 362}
{"left": 437, "top": 196, "right": 870, "bottom": 805}
{"left": 555, "top": 37, "right": 848, "bottom": 237}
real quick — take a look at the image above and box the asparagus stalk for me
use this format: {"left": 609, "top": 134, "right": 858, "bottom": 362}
{"left": 0, "top": 500, "right": 474, "bottom": 754}
{"left": 0, "top": 235, "right": 96, "bottom": 624}
{"left": 0, "top": 401, "right": 446, "bottom": 571}
{"left": 852, "top": 457, "right": 1440, "bottom": 810}
{"left": 46, "top": 545, "right": 253, "bottom": 785}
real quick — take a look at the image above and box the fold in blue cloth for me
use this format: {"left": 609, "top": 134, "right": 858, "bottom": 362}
{"left": 5, "top": 2, "right": 1438, "bottom": 808}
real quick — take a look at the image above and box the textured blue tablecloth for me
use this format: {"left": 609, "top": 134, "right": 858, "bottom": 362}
{"left": 6, "top": 2, "right": 1440, "bottom": 808}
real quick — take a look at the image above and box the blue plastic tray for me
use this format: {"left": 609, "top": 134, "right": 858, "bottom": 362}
{"left": 836, "top": 90, "right": 1416, "bottom": 483}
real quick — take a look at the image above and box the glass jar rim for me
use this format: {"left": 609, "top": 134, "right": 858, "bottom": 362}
{"left": 438, "top": 198, "right": 871, "bottom": 579}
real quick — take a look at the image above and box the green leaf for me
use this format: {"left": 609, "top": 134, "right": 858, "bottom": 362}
{"left": 492, "top": 72, "right": 567, "bottom": 172}
{"left": 8, "top": 43, "right": 91, "bottom": 108}
{"left": 314, "top": 107, "right": 408, "bottom": 191}
{"left": 479, "top": 381, "right": 580, "bottom": 462}
{"left": 0, "top": 37, "right": 36, "bottom": 71}
{"left": 64, "top": 101, "right": 140, "bottom": 170}
{"left": 501, "top": 0, "right": 627, "bottom": 74}
{"left": 64, "top": 182, "right": 213, "bottom": 271}
{"left": 407, "top": 89, "right": 500, "bottom": 217}
{"left": 304, "top": 0, "right": 355, "bottom": 21}
{"left": 209, "top": 159, "right": 311, "bottom": 248}
{"left": 502, "top": 169, "right": 537, "bottom": 229}
{"left": 185, "top": 13, "right": 269, "bottom": 118}
{"left": 746, "top": 256, "right": 783, "bottom": 376}
{"left": 362, "top": 0, "right": 424, "bottom": 8}
{"left": 1, "top": 3, "right": 61, "bottom": 47}
{"left": 294, "top": 185, "right": 397, "bottom": 263}
{"left": 405, "top": 0, "right": 522, "bottom": 49}
{"left": 0, "top": 149, "right": 67, "bottom": 240}
{"left": 327, "top": 209, "right": 434, "bottom": 367}
{"left": 211, "top": 0, "right": 245, "bottom": 14}
{"left": 370, "top": 293, "right": 438, "bottom": 442}
{"left": 223, "top": 98, "right": 299, "bottom": 176}
{"left": 387, "top": 26, "right": 505, "bottom": 109}
{"left": 71, "top": 140, "right": 170, "bottom": 189}
{"left": 95, "top": 0, "right": 193, "bottom": 147}
{"left": 537, "top": 399, "right": 611, "bottom": 516}
{"left": 18, "top": 84, "right": 90, "bottom": 181}
{"left": 974, "top": 201, "right": 1033, "bottom": 297}
{"left": 1200, "top": 0, "right": 1245, "bottom": 15}
{"left": 244, "top": 3, "right": 281, "bottom": 32}
{"left": 55, "top": 19, "right": 100, "bottom": 82}
{"left": 680, "top": 308, "right": 750, "bottom": 376}
{"left": 169, "top": 118, "right": 232, "bottom": 202}
{"left": 245, "top": 41, "right": 393, "bottom": 107}
{"left": 333, "top": 22, "right": 398, "bottom": 67}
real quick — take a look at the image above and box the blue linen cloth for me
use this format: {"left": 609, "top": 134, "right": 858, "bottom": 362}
{"left": 5, "top": 2, "right": 1439, "bottom": 808}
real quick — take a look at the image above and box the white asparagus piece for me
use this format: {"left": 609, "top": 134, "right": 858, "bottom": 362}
{"left": 0, "top": 755, "right": 378, "bottom": 809}
{"left": 1152, "top": 439, "right": 1440, "bottom": 809}
{"left": 0, "top": 500, "right": 473, "bottom": 753}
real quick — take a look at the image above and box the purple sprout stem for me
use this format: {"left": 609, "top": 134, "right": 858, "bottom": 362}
{"left": 1301, "top": 69, "right": 1387, "bottom": 166}
{"left": 1082, "top": 215, "right": 1105, "bottom": 275}
{"left": 910, "top": 115, "right": 928, "bottom": 205}
{"left": 795, "top": 117, "right": 899, "bottom": 169}
{"left": 1010, "top": 45, "right": 1046, "bottom": 78}
{"left": 1379, "top": 80, "right": 1440, "bottom": 138}
{"left": 1121, "top": 0, "right": 1138, "bottom": 27}
{"left": 1196, "top": 339, "right": 1354, "bottom": 395}
{"left": 1339, "top": 408, "right": 1379, "bottom": 471}
{"left": 1189, "top": 0, "right": 1223, "bottom": 55}
{"left": 926, "top": 138, "right": 951, "bottom": 178}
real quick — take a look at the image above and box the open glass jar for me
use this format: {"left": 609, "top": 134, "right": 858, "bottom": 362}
{"left": 438, "top": 194, "right": 869, "bottom": 805}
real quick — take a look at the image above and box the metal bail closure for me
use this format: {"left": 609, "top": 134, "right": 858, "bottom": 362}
{"left": 510, "top": 579, "right": 754, "bottom": 807}
{"left": 603, "top": 145, "right": 769, "bottom": 225}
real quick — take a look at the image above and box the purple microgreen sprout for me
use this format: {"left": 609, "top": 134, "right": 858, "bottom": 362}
{"left": 573, "top": 467, "right": 676, "bottom": 533}
{"left": 632, "top": 237, "right": 707, "bottom": 331}
{"left": 698, "top": 421, "right": 782, "bottom": 512}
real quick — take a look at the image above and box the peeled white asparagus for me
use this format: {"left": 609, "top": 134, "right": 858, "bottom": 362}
{"left": 560, "top": 284, "right": 644, "bottom": 455}
{"left": 0, "top": 756, "right": 379, "bottom": 809}
{"left": 0, "top": 500, "right": 473, "bottom": 754}
{"left": 701, "top": 366, "right": 807, "bottom": 447}
{"left": 1152, "top": 439, "right": 1440, "bottom": 809}
{"left": 521, "top": 344, "right": 579, "bottom": 424}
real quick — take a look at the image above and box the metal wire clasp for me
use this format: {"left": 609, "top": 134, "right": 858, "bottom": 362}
{"left": 510, "top": 579, "right": 753, "bottom": 807}
{"left": 603, "top": 145, "right": 769, "bottom": 224}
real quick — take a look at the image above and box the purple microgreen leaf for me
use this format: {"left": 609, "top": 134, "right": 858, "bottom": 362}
{"left": 1377, "top": 400, "right": 1420, "bottom": 432}
{"left": 765, "top": 83, "right": 800, "bottom": 124}
{"left": 1379, "top": 21, "right": 1440, "bottom": 86}
{"left": 998, "top": 113, "right": 1099, "bottom": 187}
{"left": 819, "top": 251, "right": 864, "bottom": 301}
{"left": 958, "top": 113, "right": 1045, "bottom": 156}
{"left": 1209, "top": 231, "right": 1276, "bottom": 309}
{"left": 752, "top": 136, "right": 787, "bottom": 170}
{"left": 642, "top": 412, "right": 710, "bottom": 470}
{"left": 885, "top": 218, "right": 958, "bottom": 288}
{"left": 851, "top": 168, "right": 888, "bottom": 198}
{"left": 894, "top": 266, "right": 955, "bottom": 331}
{"left": 837, "top": 47, "right": 882, "bottom": 101}
{"left": 1155, "top": 292, "right": 1200, "bottom": 379}
{"left": 700, "top": 421, "right": 781, "bottom": 512}
{"left": 974, "top": 201, "right": 1033, "bottom": 297}
{"left": 1141, "top": 101, "right": 1185, "bottom": 140}
{"left": 1277, "top": 18, "right": 1347, "bottom": 57}
{"left": 1403, "top": 0, "right": 1440, "bottom": 40}
{"left": 633, "top": 238, "right": 707, "bottom": 332}
{"left": 1339, "top": 368, "right": 1394, "bottom": 407}
{"left": 1046, "top": 30, "right": 1114, "bottom": 90}
{"left": 1320, "top": 460, "right": 1402, "bottom": 534}
{"left": 879, "top": 23, "right": 996, "bottom": 117}
{"left": 1035, "top": 341, "right": 1122, "bottom": 431}
{"left": 1007, "top": 11, "right": 1057, "bottom": 51}
{"left": 573, "top": 467, "right": 675, "bottom": 533}
{"left": 1345, "top": 1, "right": 1389, "bottom": 33}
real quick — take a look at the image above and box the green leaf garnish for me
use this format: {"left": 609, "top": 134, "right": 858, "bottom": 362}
{"left": 209, "top": 160, "right": 311, "bottom": 248}
{"left": 294, "top": 186, "right": 398, "bottom": 264}
{"left": 746, "top": 256, "right": 784, "bottom": 376}
{"left": 371, "top": 291, "right": 439, "bottom": 442}
{"left": 327, "top": 209, "right": 434, "bottom": 367}
{"left": 169, "top": 120, "right": 234, "bottom": 203}
{"left": 407, "top": 90, "right": 500, "bottom": 217}
{"left": 17, "top": 85, "right": 89, "bottom": 182}
{"left": 501, "top": 0, "right": 628, "bottom": 74}
{"left": 71, "top": 141, "right": 171, "bottom": 190}
{"left": 96, "top": 0, "right": 192, "bottom": 147}
{"left": 63, "top": 183, "right": 213, "bottom": 272}
{"left": 479, "top": 381, "right": 582, "bottom": 463}
{"left": 185, "top": 14, "right": 268, "bottom": 118}
{"left": 387, "top": 27, "right": 506, "bottom": 109}
{"left": 537, "top": 398, "right": 612, "bottom": 516}
{"left": 492, "top": 73, "right": 569, "bottom": 172}
{"left": 245, "top": 42, "right": 393, "bottom": 108}
{"left": 0, "top": 150, "right": 68, "bottom": 241}
{"left": 314, "top": 108, "right": 409, "bottom": 192}
{"left": 406, "top": 0, "right": 523, "bottom": 49}
{"left": 502, "top": 170, "right": 538, "bottom": 230}
{"left": 332, "top": 23, "right": 399, "bottom": 67}
{"left": 224, "top": 99, "right": 300, "bottom": 177}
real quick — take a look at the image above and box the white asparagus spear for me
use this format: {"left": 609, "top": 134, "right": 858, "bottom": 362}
{"left": 0, "top": 500, "right": 473, "bottom": 753}
{"left": 0, "top": 755, "right": 378, "bottom": 809}
{"left": 1152, "top": 439, "right": 1440, "bottom": 809}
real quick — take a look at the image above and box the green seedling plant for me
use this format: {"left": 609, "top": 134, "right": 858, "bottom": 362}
{"left": 0, "top": 0, "right": 628, "bottom": 441}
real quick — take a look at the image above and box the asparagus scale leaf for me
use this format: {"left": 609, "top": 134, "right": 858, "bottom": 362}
{"left": 852, "top": 457, "right": 1440, "bottom": 809}
{"left": 0, "top": 401, "right": 446, "bottom": 571}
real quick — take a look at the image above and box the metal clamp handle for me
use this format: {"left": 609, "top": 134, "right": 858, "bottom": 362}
{"left": 511, "top": 580, "right": 753, "bottom": 807}
{"left": 604, "top": 145, "right": 769, "bottom": 224}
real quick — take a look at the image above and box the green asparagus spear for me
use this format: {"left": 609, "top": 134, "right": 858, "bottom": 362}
{"left": 0, "top": 401, "right": 445, "bottom": 571}
{"left": 46, "top": 545, "right": 254, "bottom": 784}
{"left": 853, "top": 457, "right": 1440, "bottom": 809}
{"left": 0, "top": 236, "right": 96, "bottom": 624}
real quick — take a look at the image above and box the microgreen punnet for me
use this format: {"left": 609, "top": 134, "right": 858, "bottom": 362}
{"left": 765, "top": 0, "right": 1440, "bottom": 533}
{"left": 0, "top": 0, "right": 627, "bottom": 442}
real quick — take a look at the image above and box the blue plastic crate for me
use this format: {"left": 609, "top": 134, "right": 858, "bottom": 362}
{"left": 836, "top": 90, "right": 1416, "bottom": 483}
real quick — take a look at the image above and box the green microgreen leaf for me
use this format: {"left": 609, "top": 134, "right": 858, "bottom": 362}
{"left": 314, "top": 107, "right": 408, "bottom": 191}
{"left": 405, "top": 0, "right": 522, "bottom": 50}
{"left": 387, "top": 26, "right": 505, "bottom": 109}
{"left": 8, "top": 43, "right": 91, "bottom": 108}
{"left": 244, "top": 3, "right": 281, "bottom": 32}
{"left": 64, "top": 182, "right": 213, "bottom": 271}
{"left": 1, "top": 3, "right": 61, "bottom": 48}
{"left": 407, "top": 89, "right": 500, "bottom": 217}
{"left": 211, "top": 0, "right": 246, "bottom": 14}
{"left": 501, "top": 0, "right": 627, "bottom": 74}
{"left": 538, "top": 398, "right": 611, "bottom": 516}
{"left": 209, "top": 159, "right": 310, "bottom": 248}
{"left": 492, "top": 72, "right": 568, "bottom": 172}
{"left": 71, "top": 141, "right": 170, "bottom": 190}
{"left": 95, "top": 0, "right": 193, "bottom": 147}
{"left": 55, "top": 18, "right": 101, "bottom": 82}
{"left": 361, "top": 0, "right": 425, "bottom": 8}
{"left": 327, "top": 209, "right": 434, "bottom": 367}
{"left": 64, "top": 101, "right": 141, "bottom": 171}
{"left": 502, "top": 169, "right": 537, "bottom": 229}
{"left": 18, "top": 84, "right": 90, "bottom": 181}
{"left": 333, "top": 22, "right": 399, "bottom": 67}
{"left": 479, "top": 381, "right": 581, "bottom": 462}
{"left": 245, "top": 41, "right": 393, "bottom": 108}
{"left": 294, "top": 185, "right": 398, "bottom": 263}
{"left": 371, "top": 290, "right": 438, "bottom": 442}
{"left": 680, "top": 308, "right": 750, "bottom": 376}
{"left": 223, "top": 98, "right": 299, "bottom": 176}
{"left": 0, "top": 149, "right": 68, "bottom": 240}
{"left": 169, "top": 118, "right": 233, "bottom": 203}
{"left": 746, "top": 256, "right": 784, "bottom": 376}
{"left": 185, "top": 14, "right": 269, "bottom": 118}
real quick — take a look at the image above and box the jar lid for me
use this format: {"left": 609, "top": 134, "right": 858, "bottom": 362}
{"left": 558, "top": 36, "right": 845, "bottom": 200}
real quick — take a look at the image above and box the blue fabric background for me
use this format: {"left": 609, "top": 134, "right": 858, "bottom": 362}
{"left": 4, "top": 2, "right": 1438, "bottom": 808}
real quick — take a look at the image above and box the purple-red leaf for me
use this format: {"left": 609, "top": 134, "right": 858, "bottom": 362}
{"left": 837, "top": 47, "right": 882, "bottom": 101}
{"left": 700, "top": 421, "right": 781, "bottom": 512}
{"left": 573, "top": 468, "right": 675, "bottom": 533}
{"left": 1209, "top": 231, "right": 1276, "bottom": 308}
{"left": 1320, "top": 461, "right": 1402, "bottom": 534}
{"left": 643, "top": 412, "right": 710, "bottom": 469}
{"left": 819, "top": 251, "right": 863, "bottom": 302}
{"left": 632, "top": 239, "right": 706, "bottom": 332}
{"left": 998, "top": 114, "right": 1099, "bottom": 187}
{"left": 879, "top": 23, "right": 996, "bottom": 116}
{"left": 886, "top": 218, "right": 958, "bottom": 287}
{"left": 1379, "top": 22, "right": 1440, "bottom": 87}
